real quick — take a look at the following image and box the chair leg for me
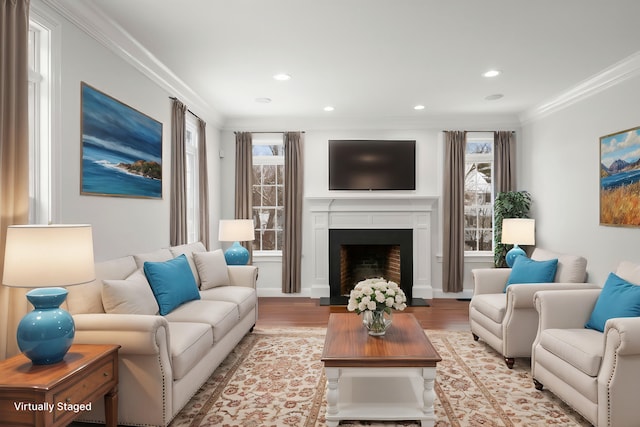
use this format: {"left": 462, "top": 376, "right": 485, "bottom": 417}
{"left": 472, "top": 333, "right": 479, "bottom": 341}
{"left": 504, "top": 357, "right": 515, "bottom": 369}
{"left": 533, "top": 379, "right": 544, "bottom": 390}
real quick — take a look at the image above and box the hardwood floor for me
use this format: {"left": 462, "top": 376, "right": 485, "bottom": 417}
{"left": 255, "top": 297, "right": 471, "bottom": 330}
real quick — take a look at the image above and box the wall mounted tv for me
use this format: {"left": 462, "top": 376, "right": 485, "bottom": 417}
{"left": 328, "top": 139, "right": 416, "bottom": 190}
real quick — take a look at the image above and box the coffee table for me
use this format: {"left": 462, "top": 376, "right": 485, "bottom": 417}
{"left": 321, "top": 313, "right": 441, "bottom": 427}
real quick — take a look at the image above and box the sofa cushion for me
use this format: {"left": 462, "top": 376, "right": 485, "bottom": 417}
{"left": 102, "top": 269, "right": 159, "bottom": 315}
{"left": 532, "top": 248, "right": 587, "bottom": 283}
{"left": 200, "top": 285, "right": 256, "bottom": 318}
{"left": 616, "top": 261, "right": 640, "bottom": 285}
{"left": 170, "top": 242, "right": 207, "bottom": 286}
{"left": 539, "top": 328, "right": 604, "bottom": 377}
{"left": 167, "top": 321, "right": 213, "bottom": 381}
{"left": 165, "top": 300, "right": 239, "bottom": 342}
{"left": 67, "top": 255, "right": 137, "bottom": 315}
{"left": 194, "top": 250, "right": 230, "bottom": 289}
{"left": 133, "top": 248, "right": 173, "bottom": 269}
{"left": 470, "top": 293, "right": 506, "bottom": 324}
{"left": 143, "top": 254, "right": 201, "bottom": 315}
{"left": 505, "top": 256, "right": 558, "bottom": 289}
{"left": 585, "top": 272, "right": 640, "bottom": 332}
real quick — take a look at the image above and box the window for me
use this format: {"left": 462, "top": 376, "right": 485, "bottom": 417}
{"left": 252, "top": 133, "right": 284, "bottom": 253}
{"left": 185, "top": 114, "right": 200, "bottom": 243}
{"left": 464, "top": 133, "right": 494, "bottom": 252}
{"left": 28, "top": 17, "right": 52, "bottom": 224}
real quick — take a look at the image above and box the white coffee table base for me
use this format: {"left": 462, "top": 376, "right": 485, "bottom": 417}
{"left": 324, "top": 366, "right": 437, "bottom": 427}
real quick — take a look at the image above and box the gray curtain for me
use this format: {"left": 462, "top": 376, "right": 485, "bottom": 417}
{"left": 282, "top": 132, "right": 304, "bottom": 293}
{"left": 170, "top": 99, "right": 188, "bottom": 246}
{"left": 443, "top": 131, "right": 466, "bottom": 293}
{"left": 198, "top": 119, "right": 210, "bottom": 249}
{"left": 234, "top": 132, "right": 253, "bottom": 259}
{"left": 0, "top": 0, "right": 30, "bottom": 360}
{"left": 494, "top": 131, "right": 516, "bottom": 193}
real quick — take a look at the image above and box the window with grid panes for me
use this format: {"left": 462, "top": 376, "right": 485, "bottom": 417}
{"left": 464, "top": 133, "right": 494, "bottom": 252}
{"left": 185, "top": 115, "right": 199, "bottom": 243}
{"left": 252, "top": 133, "right": 284, "bottom": 253}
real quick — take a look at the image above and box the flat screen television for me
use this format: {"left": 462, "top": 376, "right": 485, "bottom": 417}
{"left": 329, "top": 140, "right": 416, "bottom": 190}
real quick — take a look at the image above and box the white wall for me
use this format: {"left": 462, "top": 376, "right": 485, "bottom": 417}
{"left": 37, "top": 1, "right": 222, "bottom": 261}
{"left": 520, "top": 74, "right": 640, "bottom": 285}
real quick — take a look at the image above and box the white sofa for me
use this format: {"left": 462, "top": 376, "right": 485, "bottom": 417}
{"left": 532, "top": 261, "right": 640, "bottom": 427}
{"left": 64, "top": 242, "right": 258, "bottom": 427}
{"left": 469, "top": 248, "right": 593, "bottom": 368}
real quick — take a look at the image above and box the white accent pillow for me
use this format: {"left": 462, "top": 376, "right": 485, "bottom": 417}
{"left": 194, "top": 250, "right": 230, "bottom": 290}
{"left": 102, "top": 269, "right": 159, "bottom": 315}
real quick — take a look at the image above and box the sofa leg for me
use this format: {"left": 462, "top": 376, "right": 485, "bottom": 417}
{"left": 504, "top": 357, "right": 515, "bottom": 369}
{"left": 250, "top": 324, "right": 255, "bottom": 333}
{"left": 533, "top": 379, "right": 544, "bottom": 390}
{"left": 472, "top": 333, "right": 479, "bottom": 341}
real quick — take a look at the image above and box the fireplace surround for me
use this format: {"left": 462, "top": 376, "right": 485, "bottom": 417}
{"left": 307, "top": 196, "right": 438, "bottom": 304}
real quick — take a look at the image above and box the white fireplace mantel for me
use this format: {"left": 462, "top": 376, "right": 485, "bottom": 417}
{"left": 306, "top": 196, "right": 438, "bottom": 300}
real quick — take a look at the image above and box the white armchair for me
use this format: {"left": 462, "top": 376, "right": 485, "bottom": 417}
{"left": 469, "top": 248, "right": 592, "bottom": 368}
{"left": 532, "top": 261, "right": 640, "bottom": 427}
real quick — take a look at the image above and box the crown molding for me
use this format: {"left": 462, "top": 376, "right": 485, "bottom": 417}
{"left": 520, "top": 50, "right": 640, "bottom": 124}
{"left": 40, "top": 0, "right": 223, "bottom": 128}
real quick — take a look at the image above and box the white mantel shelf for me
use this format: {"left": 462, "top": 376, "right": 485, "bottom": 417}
{"left": 306, "top": 195, "right": 439, "bottom": 300}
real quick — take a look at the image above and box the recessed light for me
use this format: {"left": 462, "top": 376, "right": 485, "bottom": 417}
{"left": 273, "top": 73, "right": 291, "bottom": 81}
{"left": 483, "top": 70, "right": 502, "bottom": 78}
{"left": 255, "top": 97, "right": 272, "bottom": 103}
{"left": 485, "top": 94, "right": 504, "bottom": 101}
{"left": 414, "top": 105, "right": 425, "bottom": 110}
{"left": 324, "top": 106, "right": 335, "bottom": 112}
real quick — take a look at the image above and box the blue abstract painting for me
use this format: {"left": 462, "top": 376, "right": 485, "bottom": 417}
{"left": 81, "top": 83, "right": 163, "bottom": 199}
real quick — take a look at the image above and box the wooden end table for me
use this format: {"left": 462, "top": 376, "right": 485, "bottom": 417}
{"left": 321, "top": 313, "right": 441, "bottom": 427}
{"left": 0, "top": 344, "right": 120, "bottom": 427}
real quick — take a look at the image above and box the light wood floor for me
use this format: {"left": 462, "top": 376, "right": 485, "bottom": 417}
{"left": 255, "top": 297, "right": 471, "bottom": 330}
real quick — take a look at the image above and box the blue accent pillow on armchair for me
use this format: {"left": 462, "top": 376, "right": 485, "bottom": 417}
{"left": 143, "top": 254, "right": 200, "bottom": 315}
{"left": 504, "top": 256, "right": 558, "bottom": 291}
{"left": 585, "top": 272, "right": 640, "bottom": 332}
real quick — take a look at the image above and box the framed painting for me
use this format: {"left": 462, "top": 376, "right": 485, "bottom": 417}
{"left": 80, "top": 82, "right": 163, "bottom": 199}
{"left": 600, "top": 125, "right": 640, "bottom": 226}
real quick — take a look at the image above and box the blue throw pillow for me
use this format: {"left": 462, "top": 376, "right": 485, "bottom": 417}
{"left": 143, "top": 254, "right": 200, "bottom": 315}
{"left": 585, "top": 272, "right": 640, "bottom": 332}
{"left": 504, "top": 256, "right": 558, "bottom": 291}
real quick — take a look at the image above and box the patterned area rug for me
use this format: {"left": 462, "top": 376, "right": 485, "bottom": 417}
{"left": 169, "top": 328, "right": 590, "bottom": 427}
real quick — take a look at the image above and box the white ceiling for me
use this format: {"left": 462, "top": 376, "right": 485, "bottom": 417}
{"left": 49, "top": 0, "right": 640, "bottom": 127}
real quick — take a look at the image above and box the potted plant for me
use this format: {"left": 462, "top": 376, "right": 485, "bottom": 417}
{"left": 494, "top": 190, "right": 532, "bottom": 268}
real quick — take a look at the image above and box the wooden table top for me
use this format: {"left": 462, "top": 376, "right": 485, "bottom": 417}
{"left": 0, "top": 344, "right": 120, "bottom": 390}
{"left": 321, "top": 313, "right": 442, "bottom": 368}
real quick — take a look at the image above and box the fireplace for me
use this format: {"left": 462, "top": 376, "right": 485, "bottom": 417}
{"left": 329, "top": 229, "right": 413, "bottom": 303}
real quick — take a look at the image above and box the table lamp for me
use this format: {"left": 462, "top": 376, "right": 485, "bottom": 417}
{"left": 2, "top": 224, "right": 95, "bottom": 365}
{"left": 501, "top": 218, "right": 535, "bottom": 267}
{"left": 218, "top": 219, "right": 255, "bottom": 265}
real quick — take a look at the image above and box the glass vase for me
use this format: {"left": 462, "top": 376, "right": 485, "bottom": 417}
{"left": 362, "top": 309, "right": 392, "bottom": 336}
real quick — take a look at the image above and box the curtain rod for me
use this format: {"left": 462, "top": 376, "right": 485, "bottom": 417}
{"left": 168, "top": 96, "right": 202, "bottom": 121}
{"left": 442, "top": 130, "right": 515, "bottom": 133}
{"left": 233, "top": 131, "right": 306, "bottom": 134}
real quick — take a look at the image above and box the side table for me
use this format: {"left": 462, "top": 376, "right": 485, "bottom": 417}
{"left": 0, "top": 344, "right": 120, "bottom": 427}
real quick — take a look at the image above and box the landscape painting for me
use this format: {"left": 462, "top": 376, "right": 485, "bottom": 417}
{"left": 81, "top": 82, "right": 162, "bottom": 199}
{"left": 600, "top": 126, "right": 640, "bottom": 226}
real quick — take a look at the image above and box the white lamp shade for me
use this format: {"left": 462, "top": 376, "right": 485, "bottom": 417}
{"left": 3, "top": 224, "right": 95, "bottom": 288}
{"left": 218, "top": 219, "right": 255, "bottom": 242}
{"left": 501, "top": 218, "right": 535, "bottom": 245}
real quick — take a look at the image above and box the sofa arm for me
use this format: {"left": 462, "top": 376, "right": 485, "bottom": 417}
{"left": 227, "top": 265, "right": 258, "bottom": 288}
{"left": 73, "top": 313, "right": 170, "bottom": 356}
{"left": 507, "top": 282, "right": 599, "bottom": 309}
{"left": 534, "top": 289, "right": 601, "bottom": 330}
{"left": 604, "top": 317, "right": 640, "bottom": 355}
{"left": 471, "top": 268, "right": 511, "bottom": 295}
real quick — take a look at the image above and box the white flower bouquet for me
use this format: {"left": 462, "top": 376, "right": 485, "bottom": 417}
{"left": 347, "top": 277, "right": 407, "bottom": 315}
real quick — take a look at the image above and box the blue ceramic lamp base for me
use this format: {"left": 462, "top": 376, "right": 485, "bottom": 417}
{"left": 17, "top": 287, "right": 75, "bottom": 365}
{"left": 505, "top": 244, "right": 526, "bottom": 267}
{"left": 224, "top": 241, "right": 250, "bottom": 265}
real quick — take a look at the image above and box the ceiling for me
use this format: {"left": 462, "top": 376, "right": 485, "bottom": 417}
{"left": 50, "top": 0, "right": 640, "bottom": 126}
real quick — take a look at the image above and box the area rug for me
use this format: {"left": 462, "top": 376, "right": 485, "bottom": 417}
{"left": 169, "top": 328, "right": 590, "bottom": 427}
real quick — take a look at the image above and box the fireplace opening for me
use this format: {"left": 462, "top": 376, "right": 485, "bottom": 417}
{"left": 328, "top": 229, "right": 414, "bottom": 304}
